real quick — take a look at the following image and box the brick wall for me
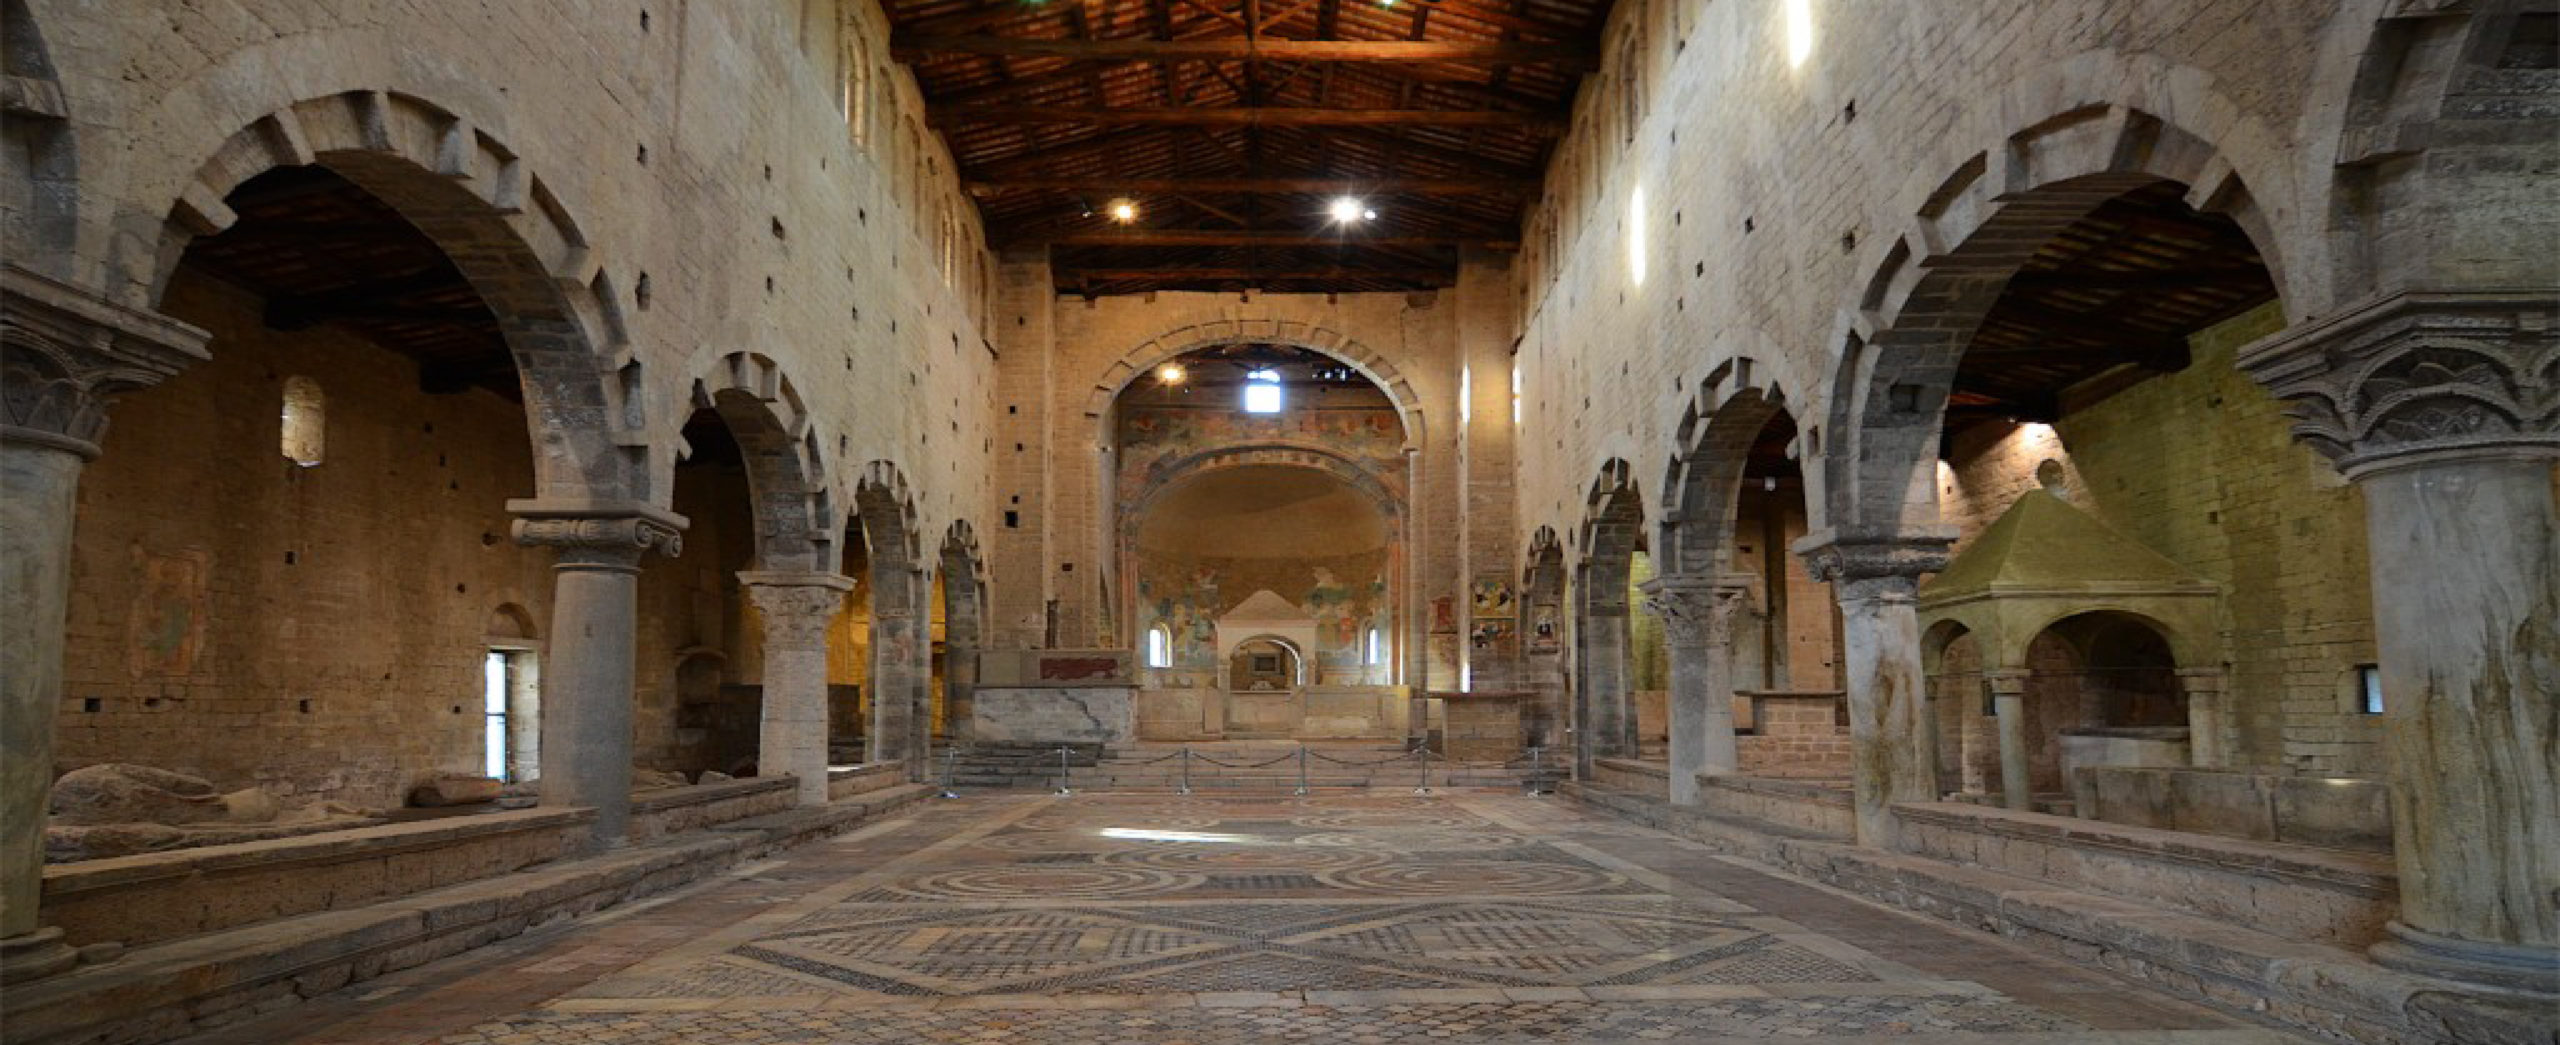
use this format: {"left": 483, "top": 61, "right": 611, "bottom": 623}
{"left": 1939, "top": 304, "right": 2381, "bottom": 774}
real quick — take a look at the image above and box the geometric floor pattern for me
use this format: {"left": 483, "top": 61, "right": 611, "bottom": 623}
{"left": 176, "top": 791, "right": 2317, "bottom": 1044}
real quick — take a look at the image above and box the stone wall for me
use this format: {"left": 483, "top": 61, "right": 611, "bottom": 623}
{"left": 55, "top": 275, "right": 556, "bottom": 809}
{"left": 33, "top": 0, "right": 1008, "bottom": 804}
{"left": 990, "top": 284, "right": 1478, "bottom": 700}
{"left": 1939, "top": 304, "right": 2380, "bottom": 774}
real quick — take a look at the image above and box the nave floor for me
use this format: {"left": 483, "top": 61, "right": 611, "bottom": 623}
{"left": 181, "top": 791, "right": 2312, "bottom": 1044}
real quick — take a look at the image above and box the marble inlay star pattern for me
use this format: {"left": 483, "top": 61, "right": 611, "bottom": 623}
{"left": 173, "top": 790, "right": 2314, "bottom": 1044}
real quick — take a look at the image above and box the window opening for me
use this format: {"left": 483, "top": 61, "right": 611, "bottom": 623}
{"left": 483, "top": 651, "right": 511, "bottom": 780}
{"left": 281, "top": 376, "right": 325, "bottom": 466}
{"left": 1146, "top": 624, "right": 1172, "bottom": 668}
{"left": 2356, "top": 665, "right": 2383, "bottom": 715}
{"left": 1242, "top": 368, "right": 1283, "bottom": 413}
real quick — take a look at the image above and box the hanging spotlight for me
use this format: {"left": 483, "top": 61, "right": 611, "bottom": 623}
{"left": 1108, "top": 198, "right": 1140, "bottom": 224}
{"left": 1329, "top": 196, "right": 1370, "bottom": 224}
{"left": 1157, "top": 363, "right": 1186, "bottom": 384}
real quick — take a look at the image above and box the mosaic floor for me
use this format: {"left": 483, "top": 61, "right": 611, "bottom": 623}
{"left": 182, "top": 792, "right": 2314, "bottom": 1044}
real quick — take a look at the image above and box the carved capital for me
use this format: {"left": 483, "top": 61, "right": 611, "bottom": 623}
{"left": 2237, "top": 290, "right": 2558, "bottom": 478}
{"left": 741, "top": 571, "right": 853, "bottom": 649}
{"left": 510, "top": 499, "right": 686, "bottom": 569}
{"left": 1793, "top": 526, "right": 1957, "bottom": 589}
{"left": 1638, "top": 574, "right": 1754, "bottom": 650}
{"left": 1, "top": 265, "right": 210, "bottom": 458}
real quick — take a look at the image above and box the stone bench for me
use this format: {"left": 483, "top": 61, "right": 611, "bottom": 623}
{"left": 46, "top": 777, "right": 809, "bottom": 950}
{"left": 9, "top": 784, "right": 932, "bottom": 1045}
{"left": 1889, "top": 801, "right": 2396, "bottom": 949}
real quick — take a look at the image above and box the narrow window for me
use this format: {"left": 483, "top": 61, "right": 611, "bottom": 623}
{"left": 280, "top": 376, "right": 324, "bottom": 466}
{"left": 1366, "top": 627, "right": 1385, "bottom": 665}
{"left": 1146, "top": 624, "right": 1172, "bottom": 668}
{"left": 483, "top": 650, "right": 511, "bottom": 780}
{"left": 2356, "top": 665, "right": 2383, "bottom": 715}
{"left": 1242, "top": 368, "right": 1283, "bottom": 414}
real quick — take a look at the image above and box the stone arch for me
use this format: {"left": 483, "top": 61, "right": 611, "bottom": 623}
{"left": 1570, "top": 460, "right": 1646, "bottom": 770}
{"left": 1821, "top": 89, "right": 2300, "bottom": 535}
{"left": 685, "top": 351, "right": 837, "bottom": 574}
{"left": 1123, "top": 444, "right": 1403, "bottom": 530}
{"left": 853, "top": 460, "right": 923, "bottom": 570}
{"left": 1080, "top": 320, "right": 1425, "bottom": 447}
{"left": 937, "top": 519, "right": 987, "bottom": 738}
{"left": 2, "top": 0, "right": 77, "bottom": 277}
{"left": 1662, "top": 355, "right": 1791, "bottom": 576}
{"left": 146, "top": 91, "right": 638, "bottom": 499}
{"left": 1576, "top": 458, "right": 1645, "bottom": 605}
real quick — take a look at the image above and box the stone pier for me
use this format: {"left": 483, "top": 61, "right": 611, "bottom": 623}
{"left": 744, "top": 572, "right": 854, "bottom": 806}
{"left": 2241, "top": 290, "right": 2559, "bottom": 995}
{"left": 512, "top": 503, "right": 685, "bottom": 849}
{"left": 1640, "top": 574, "right": 1751, "bottom": 806}
{"left": 0, "top": 266, "right": 209, "bottom": 982}
{"left": 1798, "top": 530, "right": 1956, "bottom": 848}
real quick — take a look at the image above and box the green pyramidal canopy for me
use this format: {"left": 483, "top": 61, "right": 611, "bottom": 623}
{"left": 1922, "top": 488, "right": 2213, "bottom": 605}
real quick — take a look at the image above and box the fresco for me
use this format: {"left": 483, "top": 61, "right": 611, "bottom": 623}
{"left": 1135, "top": 550, "right": 1390, "bottom": 679}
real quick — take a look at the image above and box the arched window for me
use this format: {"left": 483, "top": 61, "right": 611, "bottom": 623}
{"left": 1146, "top": 624, "right": 1172, "bottom": 668}
{"left": 280, "top": 375, "right": 324, "bottom": 467}
{"left": 1365, "top": 626, "right": 1385, "bottom": 665}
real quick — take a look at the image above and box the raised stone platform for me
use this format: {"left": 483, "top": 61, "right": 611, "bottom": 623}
{"left": 1564, "top": 780, "right": 2548, "bottom": 1045}
{"left": 6, "top": 785, "right": 932, "bottom": 1045}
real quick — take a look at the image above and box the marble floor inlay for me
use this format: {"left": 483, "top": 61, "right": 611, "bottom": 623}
{"left": 176, "top": 792, "right": 2317, "bottom": 1044}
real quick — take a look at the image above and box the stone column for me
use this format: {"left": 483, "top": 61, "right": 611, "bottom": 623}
{"left": 1640, "top": 574, "right": 1753, "bottom": 806}
{"left": 868, "top": 566, "right": 931, "bottom": 779}
{"left": 512, "top": 502, "right": 684, "bottom": 849}
{"left": 2239, "top": 290, "right": 2557, "bottom": 994}
{"left": 742, "top": 572, "right": 852, "bottom": 806}
{"left": 2175, "top": 668, "right": 2227, "bottom": 769}
{"left": 1983, "top": 669, "right": 2033, "bottom": 812}
{"left": 0, "top": 266, "right": 209, "bottom": 983}
{"left": 1796, "top": 529, "right": 1955, "bottom": 848}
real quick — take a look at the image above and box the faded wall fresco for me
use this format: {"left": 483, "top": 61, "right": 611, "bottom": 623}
{"left": 1136, "top": 552, "right": 1391, "bottom": 681}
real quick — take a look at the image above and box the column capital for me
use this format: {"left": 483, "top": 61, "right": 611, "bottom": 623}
{"left": 1637, "top": 574, "right": 1754, "bottom": 649}
{"left": 740, "top": 571, "right": 853, "bottom": 649}
{"left": 1793, "top": 526, "right": 1958, "bottom": 596}
{"left": 509, "top": 499, "right": 686, "bottom": 570}
{"left": 1982, "top": 668, "right": 2033, "bottom": 696}
{"left": 2237, "top": 288, "right": 2558, "bottom": 479}
{"left": 1, "top": 264, "right": 211, "bottom": 458}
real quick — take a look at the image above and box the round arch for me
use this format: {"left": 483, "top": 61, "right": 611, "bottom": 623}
{"left": 1122, "top": 443, "right": 1404, "bottom": 531}
{"left": 1820, "top": 88, "right": 2304, "bottom": 536}
{"left": 1662, "top": 355, "right": 1793, "bottom": 576}
{"left": 139, "top": 90, "right": 636, "bottom": 500}
{"left": 1080, "top": 321, "right": 1426, "bottom": 448}
{"left": 685, "top": 351, "right": 837, "bottom": 574}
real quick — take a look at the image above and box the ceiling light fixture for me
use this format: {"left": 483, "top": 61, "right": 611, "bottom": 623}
{"left": 1328, "top": 196, "right": 1373, "bottom": 224}
{"left": 1157, "top": 364, "right": 1185, "bottom": 384}
{"left": 1108, "top": 198, "right": 1139, "bottom": 224}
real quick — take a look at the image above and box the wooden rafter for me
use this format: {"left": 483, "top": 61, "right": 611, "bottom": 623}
{"left": 891, "top": 35, "right": 1599, "bottom": 68}
{"left": 931, "top": 105, "right": 1564, "bottom": 127}
{"left": 967, "top": 176, "right": 1537, "bottom": 194}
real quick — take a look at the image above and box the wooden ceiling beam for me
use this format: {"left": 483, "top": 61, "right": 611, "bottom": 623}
{"left": 1056, "top": 266, "right": 1450, "bottom": 281}
{"left": 968, "top": 176, "right": 1537, "bottom": 195}
{"left": 891, "top": 35, "right": 1599, "bottom": 68}
{"left": 1023, "top": 228, "right": 1514, "bottom": 247}
{"left": 931, "top": 104, "right": 1563, "bottom": 127}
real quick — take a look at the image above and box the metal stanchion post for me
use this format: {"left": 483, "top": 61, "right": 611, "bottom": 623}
{"left": 1178, "top": 746, "right": 1193, "bottom": 796}
{"left": 1295, "top": 745, "right": 1310, "bottom": 797}
{"left": 938, "top": 745, "right": 962, "bottom": 799}
{"left": 1526, "top": 746, "right": 1548, "bottom": 797}
{"left": 1414, "top": 741, "right": 1434, "bottom": 796}
{"left": 1053, "top": 746, "right": 1074, "bottom": 796}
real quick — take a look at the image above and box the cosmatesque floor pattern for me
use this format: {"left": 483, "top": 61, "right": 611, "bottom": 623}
{"left": 179, "top": 792, "right": 2315, "bottom": 1044}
